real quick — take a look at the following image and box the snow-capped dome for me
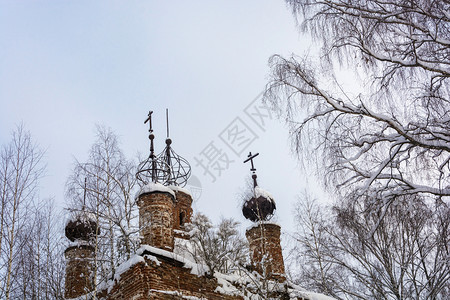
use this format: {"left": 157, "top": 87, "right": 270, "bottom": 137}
{"left": 242, "top": 186, "right": 276, "bottom": 222}
{"left": 65, "top": 211, "right": 99, "bottom": 242}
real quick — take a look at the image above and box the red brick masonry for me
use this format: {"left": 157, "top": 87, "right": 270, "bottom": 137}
{"left": 64, "top": 245, "right": 95, "bottom": 299}
{"left": 138, "top": 191, "right": 176, "bottom": 251}
{"left": 246, "top": 223, "right": 285, "bottom": 280}
{"left": 104, "top": 247, "right": 243, "bottom": 300}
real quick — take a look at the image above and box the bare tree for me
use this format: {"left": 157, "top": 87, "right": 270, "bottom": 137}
{"left": 180, "top": 213, "right": 248, "bottom": 276}
{"left": 0, "top": 125, "right": 45, "bottom": 300}
{"left": 292, "top": 193, "right": 449, "bottom": 299}
{"left": 10, "top": 199, "right": 65, "bottom": 300}
{"left": 265, "top": 0, "right": 449, "bottom": 206}
{"left": 290, "top": 195, "right": 339, "bottom": 297}
{"left": 266, "top": 3, "right": 449, "bottom": 296}
{"left": 65, "top": 125, "right": 138, "bottom": 287}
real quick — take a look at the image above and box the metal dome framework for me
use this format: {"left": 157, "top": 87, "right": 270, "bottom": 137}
{"left": 136, "top": 110, "right": 191, "bottom": 187}
{"left": 156, "top": 138, "right": 191, "bottom": 187}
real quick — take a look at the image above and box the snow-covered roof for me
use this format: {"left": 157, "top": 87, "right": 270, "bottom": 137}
{"left": 100, "top": 242, "right": 337, "bottom": 300}
{"left": 137, "top": 245, "right": 208, "bottom": 276}
{"left": 287, "top": 283, "right": 337, "bottom": 300}
{"left": 135, "top": 182, "right": 176, "bottom": 199}
{"left": 168, "top": 184, "right": 192, "bottom": 197}
{"left": 246, "top": 220, "right": 281, "bottom": 231}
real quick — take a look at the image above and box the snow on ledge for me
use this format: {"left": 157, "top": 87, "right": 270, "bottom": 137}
{"left": 114, "top": 254, "right": 147, "bottom": 282}
{"left": 135, "top": 182, "right": 176, "bottom": 199}
{"left": 97, "top": 251, "right": 162, "bottom": 294}
{"left": 168, "top": 185, "right": 192, "bottom": 197}
{"left": 246, "top": 220, "right": 281, "bottom": 231}
{"left": 302, "top": 291, "right": 337, "bottom": 300}
{"left": 137, "top": 245, "right": 208, "bottom": 276}
{"left": 288, "top": 282, "right": 338, "bottom": 300}
{"left": 65, "top": 210, "right": 97, "bottom": 227}
{"left": 149, "top": 289, "right": 206, "bottom": 299}
{"left": 67, "top": 239, "right": 92, "bottom": 248}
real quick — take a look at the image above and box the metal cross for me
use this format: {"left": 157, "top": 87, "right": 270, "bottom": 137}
{"left": 243, "top": 152, "right": 259, "bottom": 172}
{"left": 144, "top": 111, "right": 153, "bottom": 133}
{"left": 244, "top": 152, "right": 259, "bottom": 187}
{"left": 144, "top": 110, "right": 157, "bottom": 181}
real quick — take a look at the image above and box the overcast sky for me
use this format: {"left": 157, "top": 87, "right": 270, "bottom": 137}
{"left": 0, "top": 1, "right": 326, "bottom": 235}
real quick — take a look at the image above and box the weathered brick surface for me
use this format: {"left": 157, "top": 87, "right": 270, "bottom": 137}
{"left": 246, "top": 223, "right": 285, "bottom": 280}
{"left": 64, "top": 245, "right": 95, "bottom": 299}
{"left": 106, "top": 254, "right": 243, "bottom": 300}
{"left": 138, "top": 192, "right": 175, "bottom": 250}
{"left": 172, "top": 190, "right": 193, "bottom": 239}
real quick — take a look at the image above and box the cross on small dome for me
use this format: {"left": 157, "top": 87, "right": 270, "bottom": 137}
{"left": 242, "top": 151, "right": 276, "bottom": 222}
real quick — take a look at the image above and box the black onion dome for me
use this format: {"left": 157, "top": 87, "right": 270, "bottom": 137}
{"left": 242, "top": 193, "right": 276, "bottom": 222}
{"left": 65, "top": 215, "right": 99, "bottom": 242}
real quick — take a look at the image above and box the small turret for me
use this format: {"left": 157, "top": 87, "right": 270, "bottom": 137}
{"left": 242, "top": 152, "right": 285, "bottom": 281}
{"left": 64, "top": 211, "right": 99, "bottom": 299}
{"left": 135, "top": 109, "right": 192, "bottom": 250}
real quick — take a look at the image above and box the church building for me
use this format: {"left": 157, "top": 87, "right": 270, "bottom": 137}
{"left": 63, "top": 111, "right": 332, "bottom": 300}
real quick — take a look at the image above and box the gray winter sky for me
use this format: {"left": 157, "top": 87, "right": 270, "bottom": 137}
{"left": 0, "top": 1, "right": 326, "bottom": 235}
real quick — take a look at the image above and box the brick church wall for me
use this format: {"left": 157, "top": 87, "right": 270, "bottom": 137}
{"left": 106, "top": 253, "right": 243, "bottom": 300}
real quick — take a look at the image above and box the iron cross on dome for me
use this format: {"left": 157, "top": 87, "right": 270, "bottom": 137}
{"left": 244, "top": 152, "right": 259, "bottom": 188}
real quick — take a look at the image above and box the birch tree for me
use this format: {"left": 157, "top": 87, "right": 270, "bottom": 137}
{"left": 65, "top": 125, "right": 138, "bottom": 286}
{"left": 10, "top": 200, "right": 65, "bottom": 300}
{"left": 180, "top": 213, "right": 248, "bottom": 276}
{"left": 265, "top": 0, "right": 449, "bottom": 208}
{"left": 266, "top": 2, "right": 449, "bottom": 297}
{"left": 292, "top": 193, "right": 449, "bottom": 299}
{"left": 0, "top": 125, "right": 45, "bottom": 300}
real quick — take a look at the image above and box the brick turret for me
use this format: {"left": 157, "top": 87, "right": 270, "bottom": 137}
{"left": 242, "top": 152, "right": 286, "bottom": 281}
{"left": 137, "top": 183, "right": 176, "bottom": 250}
{"left": 64, "top": 213, "right": 98, "bottom": 298}
{"left": 246, "top": 222, "right": 285, "bottom": 281}
{"left": 64, "top": 245, "right": 96, "bottom": 298}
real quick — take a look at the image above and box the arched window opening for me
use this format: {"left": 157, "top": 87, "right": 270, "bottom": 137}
{"left": 179, "top": 211, "right": 186, "bottom": 227}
